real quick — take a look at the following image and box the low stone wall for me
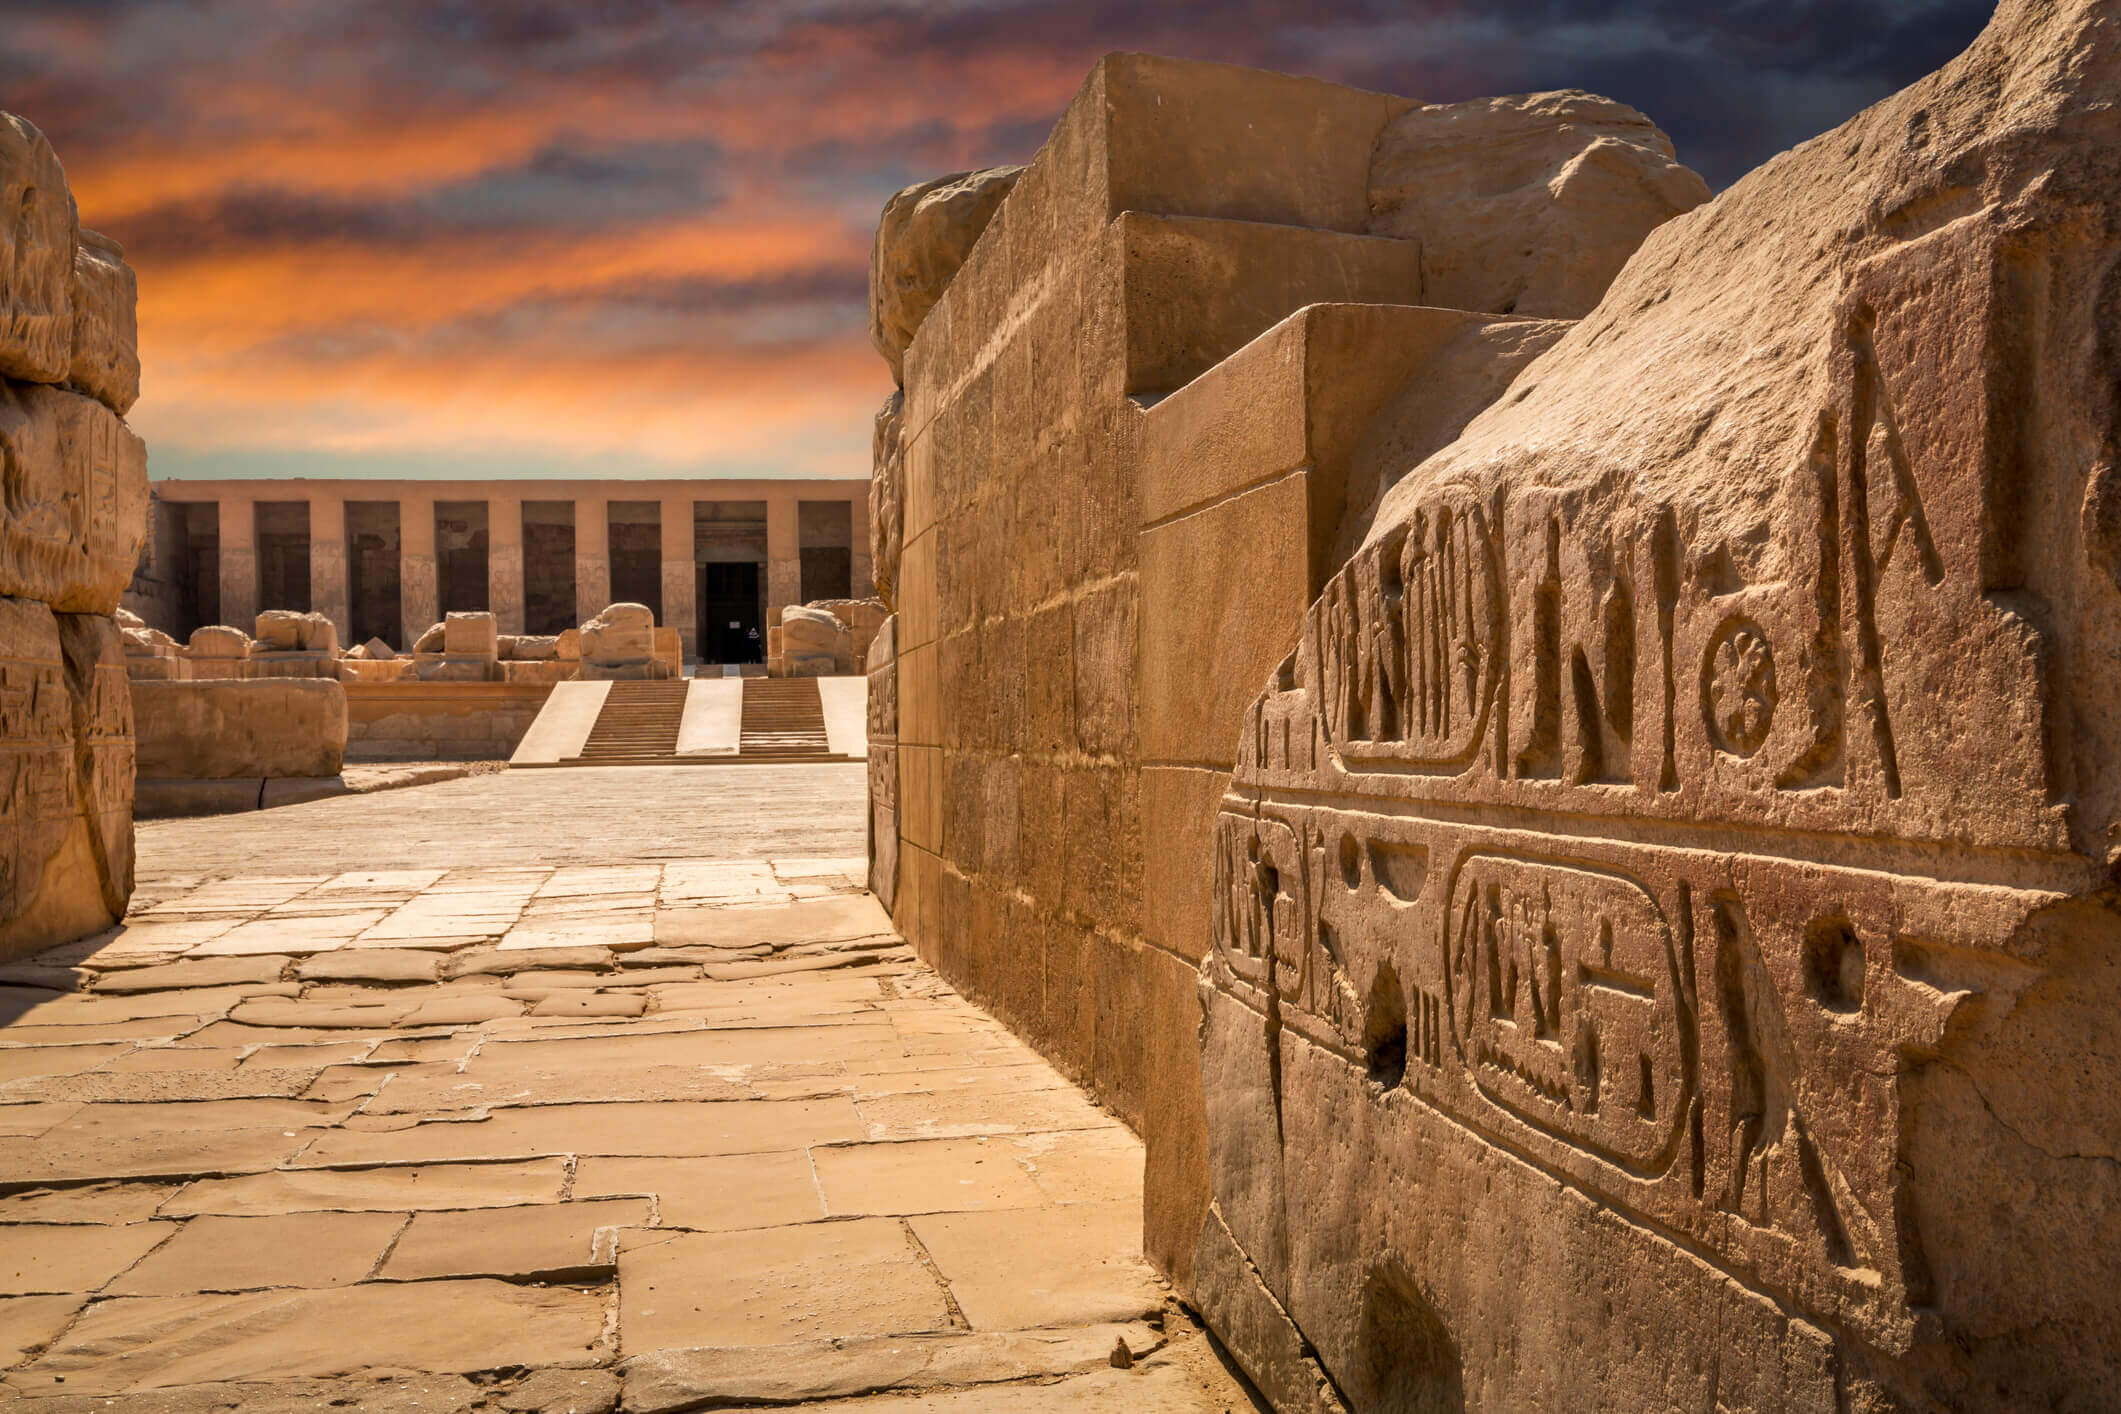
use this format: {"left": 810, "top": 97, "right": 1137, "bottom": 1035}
{"left": 345, "top": 682, "right": 555, "bottom": 761}
{"left": 133, "top": 679, "right": 347, "bottom": 780}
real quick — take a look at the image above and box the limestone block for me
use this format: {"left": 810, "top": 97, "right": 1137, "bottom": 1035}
{"left": 0, "top": 381, "right": 148, "bottom": 614}
{"left": 1202, "top": 4, "right": 2121, "bottom": 1404}
{"left": 869, "top": 166, "right": 1024, "bottom": 384}
{"left": 780, "top": 605, "right": 851, "bottom": 673}
{"left": 0, "top": 114, "right": 77, "bottom": 386}
{"left": 359, "top": 636, "right": 395, "bottom": 661}
{"left": 506, "top": 634, "right": 559, "bottom": 662}
{"left": 786, "top": 652, "right": 837, "bottom": 678}
{"left": 654, "top": 626, "right": 681, "bottom": 672}
{"left": 579, "top": 602, "right": 654, "bottom": 666}
{"left": 133, "top": 678, "right": 345, "bottom": 779}
{"left": 65, "top": 230, "right": 138, "bottom": 415}
{"left": 555, "top": 629, "right": 580, "bottom": 661}
{"left": 254, "top": 610, "right": 338, "bottom": 656}
{"left": 187, "top": 625, "right": 250, "bottom": 657}
{"left": 872, "top": 391, "right": 904, "bottom": 609}
{"left": 444, "top": 611, "right": 498, "bottom": 658}
{"left": 1368, "top": 90, "right": 1710, "bottom": 319}
{"left": 0, "top": 598, "right": 133, "bottom": 961}
{"left": 412, "top": 622, "right": 445, "bottom": 654}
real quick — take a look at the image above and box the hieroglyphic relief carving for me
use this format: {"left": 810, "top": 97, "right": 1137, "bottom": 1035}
{"left": 1445, "top": 854, "right": 1688, "bottom": 1174}
{"left": 1703, "top": 618, "right": 1777, "bottom": 757}
{"left": 1315, "top": 490, "right": 1501, "bottom": 770}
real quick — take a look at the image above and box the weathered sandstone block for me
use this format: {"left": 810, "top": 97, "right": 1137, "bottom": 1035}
{"left": 444, "top": 610, "right": 499, "bottom": 658}
{"left": 0, "top": 114, "right": 77, "bottom": 385}
{"left": 1200, "top": 3, "right": 2121, "bottom": 1405}
{"left": 555, "top": 628, "right": 580, "bottom": 661}
{"left": 781, "top": 605, "right": 850, "bottom": 677}
{"left": 580, "top": 603, "right": 654, "bottom": 664}
{"left": 1368, "top": 90, "right": 1709, "bottom": 319}
{"left": 66, "top": 230, "right": 139, "bottom": 415}
{"left": 254, "top": 609, "right": 338, "bottom": 655}
{"left": 0, "top": 380, "right": 148, "bottom": 614}
{"left": 500, "top": 634, "right": 559, "bottom": 661}
{"left": 133, "top": 679, "right": 346, "bottom": 780}
{"left": 869, "top": 166, "right": 1024, "bottom": 384}
{"left": 359, "top": 636, "right": 396, "bottom": 661}
{"left": 0, "top": 597, "right": 133, "bottom": 959}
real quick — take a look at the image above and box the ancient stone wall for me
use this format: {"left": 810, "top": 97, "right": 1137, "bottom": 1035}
{"left": 1192, "top": 3, "right": 2121, "bottom": 1407}
{"left": 869, "top": 50, "right": 1702, "bottom": 1307}
{"left": 0, "top": 112, "right": 148, "bottom": 962}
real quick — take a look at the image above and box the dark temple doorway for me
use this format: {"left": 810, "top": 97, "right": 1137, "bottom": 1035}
{"left": 700, "top": 561, "right": 762, "bottom": 663}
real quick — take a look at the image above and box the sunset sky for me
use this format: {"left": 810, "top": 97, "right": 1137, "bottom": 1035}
{"left": 5, "top": 0, "right": 1989, "bottom": 485}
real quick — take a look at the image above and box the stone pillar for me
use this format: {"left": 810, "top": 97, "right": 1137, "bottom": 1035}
{"left": 217, "top": 497, "right": 257, "bottom": 630}
{"left": 400, "top": 494, "right": 437, "bottom": 649}
{"left": 660, "top": 492, "right": 695, "bottom": 659}
{"left": 849, "top": 491, "right": 874, "bottom": 599}
{"left": 309, "top": 493, "right": 350, "bottom": 643}
{"left": 766, "top": 491, "right": 802, "bottom": 624}
{"left": 488, "top": 495, "right": 524, "bottom": 635}
{"left": 576, "top": 497, "right": 610, "bottom": 621}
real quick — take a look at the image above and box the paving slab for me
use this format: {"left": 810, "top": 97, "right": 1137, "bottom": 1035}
{"left": 573, "top": 1152, "right": 825, "bottom": 1232}
{"left": 378, "top": 1197, "right": 652, "bottom": 1280}
{"left": 108, "top": 1211, "right": 407, "bottom": 1294}
{"left": 618, "top": 1219, "right": 952, "bottom": 1353}
{"left": 813, "top": 1137, "right": 1049, "bottom": 1217}
{"left": 908, "top": 1202, "right": 1164, "bottom": 1331}
{"left": 0, "top": 1294, "right": 85, "bottom": 1366}
{"left": 0, "top": 1223, "right": 177, "bottom": 1294}
{"left": 10, "top": 1279, "right": 607, "bottom": 1393}
{"left": 162, "top": 1158, "right": 572, "bottom": 1216}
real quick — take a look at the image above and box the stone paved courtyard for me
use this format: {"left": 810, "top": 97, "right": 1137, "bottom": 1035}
{"left": 0, "top": 768, "right": 1256, "bottom": 1412}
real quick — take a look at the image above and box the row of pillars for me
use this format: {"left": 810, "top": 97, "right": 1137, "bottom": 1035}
{"left": 210, "top": 492, "right": 842, "bottom": 654}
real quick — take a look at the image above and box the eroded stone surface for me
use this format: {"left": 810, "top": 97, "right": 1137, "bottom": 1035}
{"left": 1367, "top": 89, "right": 1708, "bottom": 318}
{"left": 65, "top": 230, "right": 137, "bottom": 416}
{"left": 0, "top": 114, "right": 75, "bottom": 386}
{"left": 869, "top": 166, "right": 1023, "bottom": 385}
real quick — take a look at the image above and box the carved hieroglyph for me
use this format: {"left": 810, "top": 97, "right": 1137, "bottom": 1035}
{"left": 1199, "top": 3, "right": 2121, "bottom": 1407}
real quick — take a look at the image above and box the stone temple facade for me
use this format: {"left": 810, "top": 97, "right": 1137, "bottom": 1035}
{"left": 126, "top": 476, "right": 872, "bottom": 661}
{"left": 869, "top": 7, "right": 2121, "bottom": 1409}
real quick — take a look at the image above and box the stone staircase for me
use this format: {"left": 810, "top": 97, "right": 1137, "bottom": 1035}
{"left": 738, "top": 678, "right": 836, "bottom": 760}
{"left": 566, "top": 681, "right": 689, "bottom": 765}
